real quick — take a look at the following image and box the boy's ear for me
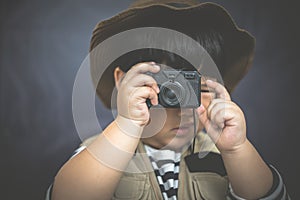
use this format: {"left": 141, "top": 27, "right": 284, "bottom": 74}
{"left": 114, "top": 67, "right": 125, "bottom": 90}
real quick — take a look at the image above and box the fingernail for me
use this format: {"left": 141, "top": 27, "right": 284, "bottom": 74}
{"left": 153, "top": 65, "right": 160, "bottom": 70}
{"left": 200, "top": 104, "right": 205, "bottom": 109}
{"left": 157, "top": 87, "right": 160, "bottom": 93}
{"left": 206, "top": 80, "right": 213, "bottom": 84}
{"left": 198, "top": 105, "right": 205, "bottom": 114}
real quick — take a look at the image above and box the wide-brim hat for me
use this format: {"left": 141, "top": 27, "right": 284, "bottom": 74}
{"left": 90, "top": 0, "right": 255, "bottom": 109}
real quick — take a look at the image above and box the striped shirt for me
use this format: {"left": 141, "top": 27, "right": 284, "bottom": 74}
{"left": 145, "top": 145, "right": 181, "bottom": 200}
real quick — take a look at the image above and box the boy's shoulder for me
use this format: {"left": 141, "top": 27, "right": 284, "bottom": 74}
{"left": 81, "top": 134, "right": 99, "bottom": 147}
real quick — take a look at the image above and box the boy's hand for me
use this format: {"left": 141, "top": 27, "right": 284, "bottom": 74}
{"left": 197, "top": 80, "right": 247, "bottom": 153}
{"left": 117, "top": 62, "right": 160, "bottom": 127}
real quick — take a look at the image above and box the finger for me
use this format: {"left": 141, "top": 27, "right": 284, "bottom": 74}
{"left": 126, "top": 87, "right": 158, "bottom": 121}
{"left": 125, "top": 74, "right": 160, "bottom": 93}
{"left": 146, "top": 87, "right": 159, "bottom": 106}
{"left": 197, "top": 104, "right": 222, "bottom": 143}
{"left": 206, "top": 98, "right": 226, "bottom": 120}
{"left": 206, "top": 80, "right": 231, "bottom": 101}
{"left": 210, "top": 105, "right": 226, "bottom": 129}
{"left": 196, "top": 104, "right": 211, "bottom": 131}
{"left": 132, "top": 86, "right": 159, "bottom": 106}
{"left": 126, "top": 62, "right": 160, "bottom": 80}
{"left": 209, "top": 101, "right": 237, "bottom": 128}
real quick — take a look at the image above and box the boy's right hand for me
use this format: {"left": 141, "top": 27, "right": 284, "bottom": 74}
{"left": 117, "top": 62, "right": 160, "bottom": 127}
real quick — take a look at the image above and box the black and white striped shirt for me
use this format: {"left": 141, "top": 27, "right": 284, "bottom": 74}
{"left": 145, "top": 145, "right": 181, "bottom": 200}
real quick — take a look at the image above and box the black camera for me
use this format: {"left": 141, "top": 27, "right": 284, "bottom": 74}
{"left": 146, "top": 69, "right": 201, "bottom": 108}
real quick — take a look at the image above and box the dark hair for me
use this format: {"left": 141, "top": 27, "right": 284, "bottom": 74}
{"left": 112, "top": 29, "right": 225, "bottom": 74}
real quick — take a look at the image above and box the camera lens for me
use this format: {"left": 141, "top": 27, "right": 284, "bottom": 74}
{"left": 165, "top": 88, "right": 176, "bottom": 99}
{"left": 160, "top": 82, "right": 185, "bottom": 107}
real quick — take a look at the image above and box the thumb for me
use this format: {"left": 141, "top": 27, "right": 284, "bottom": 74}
{"left": 196, "top": 104, "right": 210, "bottom": 129}
{"left": 197, "top": 105, "right": 222, "bottom": 144}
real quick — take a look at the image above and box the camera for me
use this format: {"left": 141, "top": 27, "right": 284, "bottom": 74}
{"left": 146, "top": 69, "right": 201, "bottom": 108}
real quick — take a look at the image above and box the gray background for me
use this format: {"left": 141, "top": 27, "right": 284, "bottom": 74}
{"left": 1, "top": 0, "right": 299, "bottom": 199}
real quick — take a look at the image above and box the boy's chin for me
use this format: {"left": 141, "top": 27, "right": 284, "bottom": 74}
{"left": 162, "top": 137, "right": 194, "bottom": 152}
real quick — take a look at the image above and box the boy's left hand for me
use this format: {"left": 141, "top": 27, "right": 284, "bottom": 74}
{"left": 197, "top": 80, "right": 247, "bottom": 153}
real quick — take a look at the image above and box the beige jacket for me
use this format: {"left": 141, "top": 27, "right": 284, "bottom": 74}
{"left": 83, "top": 133, "right": 229, "bottom": 200}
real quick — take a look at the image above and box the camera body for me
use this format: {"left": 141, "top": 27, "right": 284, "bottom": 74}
{"left": 146, "top": 69, "right": 201, "bottom": 108}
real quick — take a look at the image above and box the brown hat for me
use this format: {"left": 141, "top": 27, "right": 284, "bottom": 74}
{"left": 90, "top": 0, "right": 255, "bottom": 109}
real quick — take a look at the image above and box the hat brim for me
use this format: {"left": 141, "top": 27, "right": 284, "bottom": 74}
{"left": 90, "top": 2, "right": 255, "bottom": 109}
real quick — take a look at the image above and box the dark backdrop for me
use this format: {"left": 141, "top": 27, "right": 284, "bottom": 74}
{"left": 1, "top": 0, "right": 299, "bottom": 199}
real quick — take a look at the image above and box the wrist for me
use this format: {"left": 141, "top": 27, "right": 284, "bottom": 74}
{"left": 219, "top": 138, "right": 249, "bottom": 157}
{"left": 115, "top": 115, "right": 144, "bottom": 138}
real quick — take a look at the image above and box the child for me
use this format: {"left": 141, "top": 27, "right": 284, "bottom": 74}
{"left": 48, "top": 0, "right": 289, "bottom": 199}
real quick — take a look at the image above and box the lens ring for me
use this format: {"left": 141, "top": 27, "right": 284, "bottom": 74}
{"left": 160, "top": 81, "right": 185, "bottom": 107}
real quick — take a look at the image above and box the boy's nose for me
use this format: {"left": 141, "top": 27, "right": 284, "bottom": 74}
{"left": 177, "top": 108, "right": 193, "bottom": 117}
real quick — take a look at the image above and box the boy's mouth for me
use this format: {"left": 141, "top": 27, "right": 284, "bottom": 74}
{"left": 171, "top": 122, "right": 194, "bottom": 136}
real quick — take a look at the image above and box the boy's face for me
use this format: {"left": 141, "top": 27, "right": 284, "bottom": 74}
{"left": 141, "top": 80, "right": 214, "bottom": 151}
{"left": 141, "top": 108, "right": 196, "bottom": 151}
